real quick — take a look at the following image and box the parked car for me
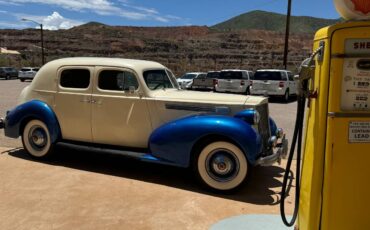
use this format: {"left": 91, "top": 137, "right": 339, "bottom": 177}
{"left": 0, "top": 57, "right": 287, "bottom": 192}
{"left": 18, "top": 67, "right": 39, "bottom": 82}
{"left": 177, "top": 72, "right": 206, "bottom": 89}
{"left": 0, "top": 67, "right": 18, "bottom": 80}
{"left": 215, "top": 70, "right": 254, "bottom": 94}
{"left": 250, "top": 69, "right": 297, "bottom": 102}
{"left": 192, "top": 71, "right": 220, "bottom": 91}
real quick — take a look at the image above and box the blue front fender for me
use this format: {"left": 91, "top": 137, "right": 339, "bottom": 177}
{"left": 149, "top": 115, "right": 262, "bottom": 168}
{"left": 5, "top": 100, "right": 61, "bottom": 143}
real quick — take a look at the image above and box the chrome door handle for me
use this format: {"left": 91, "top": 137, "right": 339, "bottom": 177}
{"left": 91, "top": 99, "right": 102, "bottom": 105}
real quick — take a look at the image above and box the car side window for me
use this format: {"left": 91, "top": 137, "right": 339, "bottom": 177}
{"left": 98, "top": 70, "right": 139, "bottom": 91}
{"left": 198, "top": 74, "right": 206, "bottom": 79}
{"left": 60, "top": 69, "right": 90, "bottom": 89}
{"left": 288, "top": 72, "right": 294, "bottom": 81}
{"left": 280, "top": 72, "right": 288, "bottom": 81}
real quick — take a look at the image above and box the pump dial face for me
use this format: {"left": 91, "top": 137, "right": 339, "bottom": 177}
{"left": 334, "top": 0, "right": 370, "bottom": 20}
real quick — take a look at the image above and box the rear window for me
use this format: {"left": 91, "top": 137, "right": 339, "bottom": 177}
{"left": 206, "top": 72, "right": 220, "bottom": 79}
{"left": 21, "top": 68, "right": 31, "bottom": 71}
{"left": 254, "top": 71, "right": 285, "bottom": 81}
{"left": 33, "top": 68, "right": 40, "bottom": 71}
{"left": 219, "top": 71, "right": 244, "bottom": 80}
{"left": 60, "top": 69, "right": 90, "bottom": 89}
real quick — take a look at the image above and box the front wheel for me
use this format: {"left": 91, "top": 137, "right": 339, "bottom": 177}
{"left": 5, "top": 74, "right": 10, "bottom": 80}
{"left": 20, "top": 79, "right": 25, "bottom": 82}
{"left": 22, "top": 120, "right": 55, "bottom": 158}
{"left": 194, "top": 141, "right": 249, "bottom": 192}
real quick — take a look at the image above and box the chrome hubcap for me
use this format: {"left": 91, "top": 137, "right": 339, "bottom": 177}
{"left": 212, "top": 155, "right": 233, "bottom": 175}
{"left": 206, "top": 149, "right": 240, "bottom": 182}
{"left": 28, "top": 126, "right": 47, "bottom": 150}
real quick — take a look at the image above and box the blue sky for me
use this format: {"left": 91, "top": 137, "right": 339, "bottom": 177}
{"left": 0, "top": 0, "right": 341, "bottom": 30}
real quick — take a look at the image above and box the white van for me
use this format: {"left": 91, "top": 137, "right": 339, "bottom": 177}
{"left": 215, "top": 70, "right": 253, "bottom": 94}
{"left": 250, "top": 69, "right": 297, "bottom": 102}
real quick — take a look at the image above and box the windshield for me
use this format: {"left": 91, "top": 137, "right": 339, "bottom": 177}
{"left": 206, "top": 72, "right": 220, "bottom": 79}
{"left": 179, "top": 73, "right": 197, "bottom": 80}
{"left": 254, "top": 71, "right": 284, "bottom": 81}
{"left": 219, "top": 71, "right": 243, "bottom": 79}
{"left": 5, "top": 68, "right": 15, "bottom": 72}
{"left": 143, "top": 69, "right": 175, "bottom": 90}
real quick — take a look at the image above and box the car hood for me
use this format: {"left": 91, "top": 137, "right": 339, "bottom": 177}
{"left": 150, "top": 89, "right": 267, "bottom": 106}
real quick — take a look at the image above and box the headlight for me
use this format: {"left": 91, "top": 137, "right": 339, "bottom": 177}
{"left": 253, "top": 110, "right": 260, "bottom": 124}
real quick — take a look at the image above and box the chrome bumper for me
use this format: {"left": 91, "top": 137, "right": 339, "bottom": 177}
{"left": 255, "top": 134, "right": 288, "bottom": 166}
{"left": 0, "top": 117, "right": 4, "bottom": 129}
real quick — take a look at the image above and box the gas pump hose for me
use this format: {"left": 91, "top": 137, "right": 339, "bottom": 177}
{"left": 280, "top": 45, "right": 324, "bottom": 227}
{"left": 280, "top": 88, "right": 306, "bottom": 227}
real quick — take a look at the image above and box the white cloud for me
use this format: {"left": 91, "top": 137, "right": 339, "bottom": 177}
{"left": 43, "top": 12, "right": 84, "bottom": 30}
{"left": 19, "top": 12, "right": 84, "bottom": 30}
{"left": 3, "top": 0, "right": 182, "bottom": 22}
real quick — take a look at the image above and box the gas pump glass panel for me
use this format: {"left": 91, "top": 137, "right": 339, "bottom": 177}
{"left": 341, "top": 39, "right": 370, "bottom": 111}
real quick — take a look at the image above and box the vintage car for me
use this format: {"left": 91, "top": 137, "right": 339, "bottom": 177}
{"left": 0, "top": 57, "right": 287, "bottom": 192}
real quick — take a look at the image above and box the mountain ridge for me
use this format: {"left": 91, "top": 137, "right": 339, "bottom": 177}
{"left": 212, "top": 10, "right": 341, "bottom": 33}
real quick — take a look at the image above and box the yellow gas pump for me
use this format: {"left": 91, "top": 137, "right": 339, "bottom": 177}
{"left": 280, "top": 1, "right": 370, "bottom": 229}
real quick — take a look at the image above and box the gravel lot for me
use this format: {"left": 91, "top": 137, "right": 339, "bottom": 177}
{"left": 0, "top": 79, "right": 296, "bottom": 230}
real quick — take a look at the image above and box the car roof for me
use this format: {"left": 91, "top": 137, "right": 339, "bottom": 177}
{"left": 183, "top": 72, "right": 205, "bottom": 75}
{"left": 257, "top": 69, "right": 291, "bottom": 72}
{"left": 45, "top": 57, "right": 166, "bottom": 71}
{"left": 221, "top": 69, "right": 252, "bottom": 72}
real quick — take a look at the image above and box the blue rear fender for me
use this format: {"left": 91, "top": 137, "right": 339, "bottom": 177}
{"left": 5, "top": 100, "right": 61, "bottom": 143}
{"left": 149, "top": 115, "right": 262, "bottom": 168}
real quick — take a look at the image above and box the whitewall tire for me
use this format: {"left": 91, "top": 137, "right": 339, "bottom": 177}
{"left": 22, "top": 120, "right": 54, "bottom": 158}
{"left": 195, "top": 141, "right": 248, "bottom": 191}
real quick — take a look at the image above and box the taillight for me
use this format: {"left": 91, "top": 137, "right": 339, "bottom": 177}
{"left": 279, "top": 82, "right": 285, "bottom": 87}
{"left": 241, "top": 80, "right": 245, "bottom": 86}
{"left": 213, "top": 79, "right": 218, "bottom": 86}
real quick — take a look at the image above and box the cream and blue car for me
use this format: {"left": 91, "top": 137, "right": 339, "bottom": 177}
{"left": 0, "top": 57, "right": 287, "bottom": 192}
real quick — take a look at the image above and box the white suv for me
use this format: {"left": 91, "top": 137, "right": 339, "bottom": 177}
{"left": 250, "top": 69, "right": 297, "bottom": 102}
{"left": 215, "top": 70, "right": 253, "bottom": 94}
{"left": 18, "top": 67, "right": 39, "bottom": 82}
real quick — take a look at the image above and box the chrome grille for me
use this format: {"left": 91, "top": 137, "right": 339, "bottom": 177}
{"left": 255, "top": 103, "right": 271, "bottom": 154}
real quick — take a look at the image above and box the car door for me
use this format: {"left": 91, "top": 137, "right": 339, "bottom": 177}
{"left": 55, "top": 67, "right": 93, "bottom": 142}
{"left": 91, "top": 67, "right": 152, "bottom": 148}
{"left": 287, "top": 72, "right": 297, "bottom": 94}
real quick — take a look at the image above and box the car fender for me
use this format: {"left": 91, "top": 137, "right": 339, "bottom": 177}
{"left": 269, "top": 117, "right": 278, "bottom": 136}
{"left": 5, "top": 100, "right": 61, "bottom": 143}
{"left": 149, "top": 115, "right": 262, "bottom": 168}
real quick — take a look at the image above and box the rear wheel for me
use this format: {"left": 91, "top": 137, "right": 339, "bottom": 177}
{"left": 22, "top": 120, "right": 55, "bottom": 158}
{"left": 20, "top": 79, "right": 25, "bottom": 82}
{"left": 194, "top": 141, "right": 248, "bottom": 192}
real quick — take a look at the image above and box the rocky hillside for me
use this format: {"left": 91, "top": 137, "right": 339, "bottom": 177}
{"left": 212, "top": 10, "right": 340, "bottom": 33}
{"left": 0, "top": 16, "right": 318, "bottom": 75}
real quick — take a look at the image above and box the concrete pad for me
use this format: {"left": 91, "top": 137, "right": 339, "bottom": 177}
{"left": 210, "top": 214, "right": 294, "bottom": 230}
{"left": 0, "top": 146, "right": 296, "bottom": 230}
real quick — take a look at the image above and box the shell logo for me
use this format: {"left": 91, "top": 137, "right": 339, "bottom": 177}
{"left": 334, "top": 0, "right": 370, "bottom": 20}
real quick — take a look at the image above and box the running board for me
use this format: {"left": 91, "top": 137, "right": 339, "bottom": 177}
{"left": 56, "top": 142, "right": 175, "bottom": 166}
